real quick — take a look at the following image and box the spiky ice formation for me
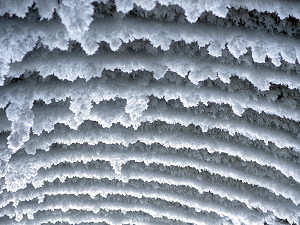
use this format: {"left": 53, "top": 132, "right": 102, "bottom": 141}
{"left": 0, "top": 1, "right": 300, "bottom": 224}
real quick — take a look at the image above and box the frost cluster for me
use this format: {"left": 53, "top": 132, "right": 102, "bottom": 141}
{"left": 0, "top": 1, "right": 300, "bottom": 225}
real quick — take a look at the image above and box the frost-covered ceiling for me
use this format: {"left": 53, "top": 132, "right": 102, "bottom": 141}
{"left": 0, "top": 0, "right": 300, "bottom": 224}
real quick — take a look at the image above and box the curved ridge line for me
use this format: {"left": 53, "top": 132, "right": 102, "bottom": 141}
{"left": 6, "top": 145, "right": 300, "bottom": 205}
{"left": 18, "top": 168, "right": 299, "bottom": 223}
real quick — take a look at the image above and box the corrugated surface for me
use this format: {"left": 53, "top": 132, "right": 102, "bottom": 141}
{"left": 0, "top": 1, "right": 300, "bottom": 224}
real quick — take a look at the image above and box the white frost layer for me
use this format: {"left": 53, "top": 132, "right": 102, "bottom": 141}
{"left": 1, "top": 16, "right": 300, "bottom": 85}
{"left": 0, "top": 0, "right": 95, "bottom": 39}
{"left": 1, "top": 209, "right": 186, "bottom": 225}
{"left": 8, "top": 195, "right": 225, "bottom": 224}
{"left": 1, "top": 1, "right": 299, "bottom": 224}
{"left": 19, "top": 123, "right": 300, "bottom": 188}
{"left": 1, "top": 0, "right": 299, "bottom": 22}
{"left": 28, "top": 99, "right": 300, "bottom": 152}
{"left": 9, "top": 50, "right": 300, "bottom": 92}
{"left": 3, "top": 101, "right": 297, "bottom": 159}
{"left": 2, "top": 182, "right": 263, "bottom": 225}
{"left": 1, "top": 76, "right": 299, "bottom": 152}
{"left": 4, "top": 142, "right": 300, "bottom": 206}
{"left": 5, "top": 164, "right": 297, "bottom": 224}
{"left": 116, "top": 0, "right": 300, "bottom": 22}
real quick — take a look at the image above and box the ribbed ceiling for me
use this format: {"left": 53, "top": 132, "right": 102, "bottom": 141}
{"left": 0, "top": 1, "right": 300, "bottom": 224}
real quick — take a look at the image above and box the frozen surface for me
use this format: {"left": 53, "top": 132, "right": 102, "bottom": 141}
{"left": 0, "top": 1, "right": 300, "bottom": 225}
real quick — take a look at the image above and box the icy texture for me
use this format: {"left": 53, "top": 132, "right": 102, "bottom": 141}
{"left": 8, "top": 49, "right": 300, "bottom": 91}
{"left": 1, "top": 15, "right": 300, "bottom": 85}
{"left": 0, "top": 1, "right": 300, "bottom": 225}
{"left": 1, "top": 0, "right": 300, "bottom": 21}
{"left": 1, "top": 75, "right": 299, "bottom": 152}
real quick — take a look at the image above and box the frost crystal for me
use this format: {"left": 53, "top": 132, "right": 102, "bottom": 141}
{"left": 0, "top": 1, "right": 300, "bottom": 224}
